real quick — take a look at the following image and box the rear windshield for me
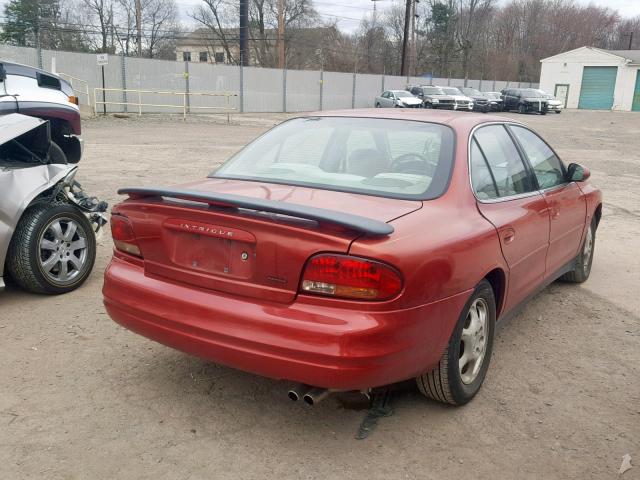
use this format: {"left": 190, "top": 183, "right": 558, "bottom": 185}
{"left": 212, "top": 117, "right": 455, "bottom": 200}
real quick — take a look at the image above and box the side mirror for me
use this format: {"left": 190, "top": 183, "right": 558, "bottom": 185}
{"left": 567, "top": 163, "right": 590, "bottom": 182}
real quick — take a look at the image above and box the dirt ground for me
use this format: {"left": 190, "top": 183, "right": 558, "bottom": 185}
{"left": 1, "top": 110, "right": 639, "bottom": 480}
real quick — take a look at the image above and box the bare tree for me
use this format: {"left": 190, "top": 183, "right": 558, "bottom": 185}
{"left": 80, "top": 0, "right": 115, "bottom": 52}
{"left": 190, "top": 0, "right": 238, "bottom": 64}
{"left": 142, "top": 0, "right": 178, "bottom": 58}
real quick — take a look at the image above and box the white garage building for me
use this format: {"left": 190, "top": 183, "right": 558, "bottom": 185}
{"left": 539, "top": 46, "right": 640, "bottom": 111}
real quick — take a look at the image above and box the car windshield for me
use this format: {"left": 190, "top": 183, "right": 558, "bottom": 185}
{"left": 212, "top": 117, "right": 455, "bottom": 200}
{"left": 522, "top": 89, "right": 546, "bottom": 98}
{"left": 422, "top": 87, "right": 444, "bottom": 95}
{"left": 395, "top": 91, "right": 414, "bottom": 98}
{"left": 485, "top": 92, "right": 500, "bottom": 99}
{"left": 442, "top": 87, "right": 462, "bottom": 95}
{"left": 463, "top": 88, "right": 482, "bottom": 96}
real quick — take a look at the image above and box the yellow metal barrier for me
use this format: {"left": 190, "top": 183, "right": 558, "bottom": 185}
{"left": 59, "top": 73, "right": 90, "bottom": 106}
{"left": 93, "top": 88, "right": 238, "bottom": 120}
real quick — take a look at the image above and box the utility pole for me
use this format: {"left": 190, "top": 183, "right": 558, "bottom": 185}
{"left": 410, "top": 0, "right": 418, "bottom": 76}
{"left": 400, "top": 0, "right": 411, "bottom": 76}
{"left": 628, "top": 32, "right": 634, "bottom": 50}
{"left": 239, "top": 0, "right": 249, "bottom": 66}
{"left": 135, "top": 0, "right": 142, "bottom": 56}
{"left": 277, "top": 0, "right": 285, "bottom": 69}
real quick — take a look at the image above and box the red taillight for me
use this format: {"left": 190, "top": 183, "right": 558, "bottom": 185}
{"left": 300, "top": 254, "right": 402, "bottom": 301}
{"left": 110, "top": 215, "right": 141, "bottom": 257}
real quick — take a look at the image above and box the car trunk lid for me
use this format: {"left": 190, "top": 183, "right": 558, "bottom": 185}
{"left": 114, "top": 178, "right": 421, "bottom": 303}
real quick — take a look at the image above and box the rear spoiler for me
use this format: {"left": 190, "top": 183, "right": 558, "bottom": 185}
{"left": 117, "top": 187, "right": 394, "bottom": 237}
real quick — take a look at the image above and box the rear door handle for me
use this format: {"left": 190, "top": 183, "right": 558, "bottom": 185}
{"left": 502, "top": 228, "right": 516, "bottom": 244}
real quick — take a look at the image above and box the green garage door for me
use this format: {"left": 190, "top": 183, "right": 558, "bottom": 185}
{"left": 632, "top": 70, "right": 640, "bottom": 112}
{"left": 578, "top": 66, "right": 617, "bottom": 110}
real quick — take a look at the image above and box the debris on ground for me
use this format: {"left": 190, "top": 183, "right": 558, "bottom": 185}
{"left": 619, "top": 454, "right": 632, "bottom": 475}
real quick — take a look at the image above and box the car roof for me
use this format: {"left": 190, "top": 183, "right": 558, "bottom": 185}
{"left": 302, "top": 109, "right": 518, "bottom": 130}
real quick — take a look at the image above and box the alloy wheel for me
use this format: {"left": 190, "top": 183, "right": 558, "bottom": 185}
{"left": 38, "top": 217, "right": 89, "bottom": 286}
{"left": 583, "top": 225, "right": 593, "bottom": 273}
{"left": 459, "top": 298, "right": 489, "bottom": 384}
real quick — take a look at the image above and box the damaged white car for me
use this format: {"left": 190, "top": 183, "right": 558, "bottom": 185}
{"left": 0, "top": 114, "right": 107, "bottom": 294}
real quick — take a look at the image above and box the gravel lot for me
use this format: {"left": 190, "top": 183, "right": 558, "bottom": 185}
{"left": 1, "top": 110, "right": 639, "bottom": 479}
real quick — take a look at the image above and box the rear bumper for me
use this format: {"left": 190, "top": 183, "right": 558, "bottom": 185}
{"left": 103, "top": 257, "right": 471, "bottom": 390}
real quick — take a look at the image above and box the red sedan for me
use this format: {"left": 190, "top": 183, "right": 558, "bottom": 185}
{"left": 103, "top": 110, "right": 602, "bottom": 405}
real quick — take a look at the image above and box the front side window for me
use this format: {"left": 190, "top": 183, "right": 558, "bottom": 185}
{"left": 213, "top": 117, "right": 455, "bottom": 200}
{"left": 471, "top": 125, "right": 535, "bottom": 198}
{"left": 510, "top": 126, "right": 565, "bottom": 189}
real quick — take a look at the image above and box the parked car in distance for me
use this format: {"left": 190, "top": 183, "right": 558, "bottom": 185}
{"left": 0, "top": 61, "right": 83, "bottom": 163}
{"left": 484, "top": 92, "right": 504, "bottom": 111}
{"left": 535, "top": 89, "right": 563, "bottom": 113}
{"left": 103, "top": 110, "right": 601, "bottom": 407}
{"left": 375, "top": 90, "right": 422, "bottom": 108}
{"left": 0, "top": 114, "right": 107, "bottom": 294}
{"left": 501, "top": 88, "right": 549, "bottom": 114}
{"left": 459, "top": 87, "right": 493, "bottom": 112}
{"left": 409, "top": 85, "right": 473, "bottom": 111}
{"left": 439, "top": 87, "right": 474, "bottom": 111}
{"left": 408, "top": 85, "right": 454, "bottom": 109}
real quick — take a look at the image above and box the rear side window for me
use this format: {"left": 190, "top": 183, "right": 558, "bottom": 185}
{"left": 510, "top": 126, "right": 565, "bottom": 189}
{"left": 471, "top": 125, "right": 535, "bottom": 199}
{"left": 470, "top": 139, "right": 498, "bottom": 199}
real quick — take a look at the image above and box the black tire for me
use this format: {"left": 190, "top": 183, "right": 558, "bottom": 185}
{"left": 424, "top": 103, "right": 432, "bottom": 109}
{"left": 416, "top": 279, "right": 496, "bottom": 405}
{"left": 561, "top": 219, "right": 596, "bottom": 283}
{"left": 48, "top": 141, "right": 67, "bottom": 165}
{"left": 555, "top": 110, "right": 561, "bottom": 114}
{"left": 541, "top": 111, "right": 547, "bottom": 115}
{"left": 375, "top": 103, "right": 381, "bottom": 108}
{"left": 518, "top": 104, "right": 527, "bottom": 114}
{"left": 7, "top": 203, "right": 96, "bottom": 294}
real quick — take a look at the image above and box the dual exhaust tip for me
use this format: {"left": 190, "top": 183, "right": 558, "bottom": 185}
{"left": 288, "top": 385, "right": 331, "bottom": 406}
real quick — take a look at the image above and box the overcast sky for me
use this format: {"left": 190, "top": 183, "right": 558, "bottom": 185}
{"left": 0, "top": 0, "right": 637, "bottom": 33}
{"left": 174, "top": 0, "right": 640, "bottom": 33}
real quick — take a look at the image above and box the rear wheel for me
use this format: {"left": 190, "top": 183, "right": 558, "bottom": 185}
{"left": 7, "top": 204, "right": 96, "bottom": 294}
{"left": 375, "top": 103, "right": 381, "bottom": 108}
{"left": 518, "top": 104, "right": 527, "bottom": 114}
{"left": 416, "top": 279, "right": 496, "bottom": 405}
{"left": 561, "top": 219, "right": 595, "bottom": 283}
